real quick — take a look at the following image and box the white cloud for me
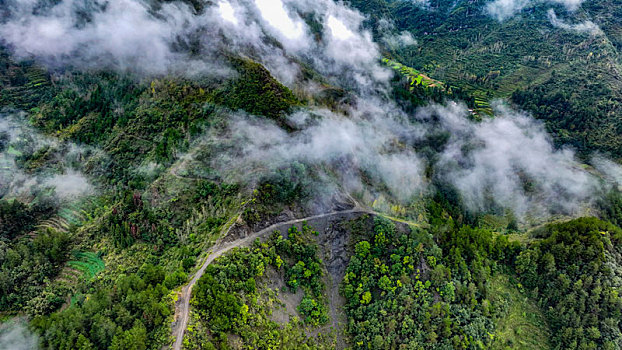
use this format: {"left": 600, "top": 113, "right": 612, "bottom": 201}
{"left": 0, "top": 0, "right": 198, "bottom": 75}
{"left": 326, "top": 15, "right": 356, "bottom": 40}
{"left": 321, "top": 12, "right": 391, "bottom": 89}
{"left": 43, "top": 171, "right": 93, "bottom": 200}
{"left": 0, "top": 0, "right": 392, "bottom": 93}
{"left": 384, "top": 31, "right": 418, "bottom": 48}
{"left": 1, "top": 0, "right": 616, "bottom": 222}
{"left": 0, "top": 114, "right": 93, "bottom": 201}
{"left": 208, "top": 98, "right": 426, "bottom": 204}
{"left": 486, "top": 0, "right": 587, "bottom": 21}
{"left": 486, "top": 0, "right": 531, "bottom": 21}
{"left": 254, "top": 0, "right": 306, "bottom": 44}
{"left": 430, "top": 101, "right": 598, "bottom": 217}
{"left": 218, "top": 1, "right": 238, "bottom": 25}
{"left": 377, "top": 19, "right": 417, "bottom": 48}
{"left": 547, "top": 9, "right": 602, "bottom": 35}
{"left": 412, "top": 0, "right": 429, "bottom": 6}
{"left": 0, "top": 320, "right": 39, "bottom": 350}
{"left": 592, "top": 157, "right": 622, "bottom": 188}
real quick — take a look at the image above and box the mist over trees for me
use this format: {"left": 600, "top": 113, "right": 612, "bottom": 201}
{"left": 0, "top": 0, "right": 621, "bottom": 349}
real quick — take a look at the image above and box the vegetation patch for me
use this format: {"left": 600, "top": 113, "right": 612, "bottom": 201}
{"left": 190, "top": 224, "right": 332, "bottom": 349}
{"left": 489, "top": 274, "right": 552, "bottom": 350}
{"left": 66, "top": 251, "right": 105, "bottom": 280}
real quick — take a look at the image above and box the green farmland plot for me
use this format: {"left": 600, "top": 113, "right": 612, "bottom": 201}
{"left": 67, "top": 251, "right": 105, "bottom": 280}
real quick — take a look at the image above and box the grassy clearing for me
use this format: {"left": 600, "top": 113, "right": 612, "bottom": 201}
{"left": 491, "top": 274, "right": 552, "bottom": 350}
{"left": 67, "top": 251, "right": 105, "bottom": 280}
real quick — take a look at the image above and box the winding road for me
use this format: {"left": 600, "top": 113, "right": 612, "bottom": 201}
{"left": 170, "top": 207, "right": 373, "bottom": 350}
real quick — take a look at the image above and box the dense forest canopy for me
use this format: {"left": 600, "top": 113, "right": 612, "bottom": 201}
{"left": 0, "top": 0, "right": 621, "bottom": 349}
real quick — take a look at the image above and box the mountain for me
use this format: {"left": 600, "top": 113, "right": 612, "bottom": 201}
{"left": 351, "top": 0, "right": 622, "bottom": 158}
{"left": 0, "top": 0, "right": 621, "bottom": 349}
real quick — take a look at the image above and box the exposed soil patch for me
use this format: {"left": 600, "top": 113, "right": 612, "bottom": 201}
{"left": 170, "top": 201, "right": 421, "bottom": 350}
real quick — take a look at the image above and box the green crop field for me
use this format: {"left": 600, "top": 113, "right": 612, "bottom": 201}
{"left": 67, "top": 251, "right": 105, "bottom": 280}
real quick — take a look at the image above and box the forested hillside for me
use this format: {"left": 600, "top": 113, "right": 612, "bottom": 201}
{"left": 350, "top": 0, "right": 622, "bottom": 158}
{"left": 0, "top": 0, "right": 621, "bottom": 349}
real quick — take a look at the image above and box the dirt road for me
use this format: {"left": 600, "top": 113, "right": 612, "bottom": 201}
{"left": 170, "top": 207, "right": 372, "bottom": 350}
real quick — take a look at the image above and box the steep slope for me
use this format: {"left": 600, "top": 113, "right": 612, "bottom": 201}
{"left": 1, "top": 0, "right": 622, "bottom": 349}
{"left": 350, "top": 0, "right": 622, "bottom": 158}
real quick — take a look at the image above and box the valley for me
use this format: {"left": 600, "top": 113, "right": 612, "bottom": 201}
{"left": 0, "top": 0, "right": 622, "bottom": 349}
